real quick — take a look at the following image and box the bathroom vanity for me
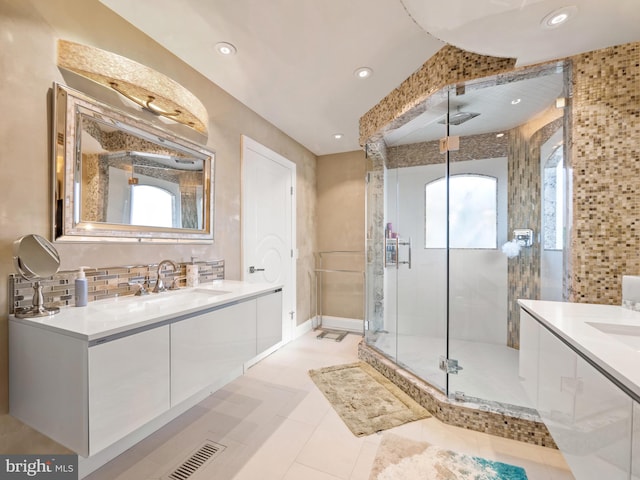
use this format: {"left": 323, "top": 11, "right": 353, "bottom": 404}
{"left": 519, "top": 300, "right": 640, "bottom": 480}
{"left": 9, "top": 281, "right": 282, "bottom": 475}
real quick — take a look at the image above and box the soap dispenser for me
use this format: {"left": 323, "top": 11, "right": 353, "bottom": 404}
{"left": 75, "top": 266, "right": 89, "bottom": 307}
{"left": 186, "top": 257, "right": 199, "bottom": 287}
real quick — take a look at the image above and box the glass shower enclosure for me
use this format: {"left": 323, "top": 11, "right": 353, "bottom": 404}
{"left": 364, "top": 62, "right": 570, "bottom": 411}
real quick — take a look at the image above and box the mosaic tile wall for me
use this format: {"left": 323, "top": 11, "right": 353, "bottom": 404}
{"left": 359, "top": 45, "right": 516, "bottom": 147}
{"left": 358, "top": 341, "right": 556, "bottom": 448}
{"left": 388, "top": 132, "right": 508, "bottom": 168}
{"left": 360, "top": 40, "right": 639, "bottom": 443}
{"left": 570, "top": 42, "right": 640, "bottom": 305}
{"left": 506, "top": 116, "right": 564, "bottom": 347}
{"left": 8, "top": 260, "right": 224, "bottom": 312}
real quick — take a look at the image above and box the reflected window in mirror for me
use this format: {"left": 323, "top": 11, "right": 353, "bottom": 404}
{"left": 131, "top": 185, "right": 175, "bottom": 228}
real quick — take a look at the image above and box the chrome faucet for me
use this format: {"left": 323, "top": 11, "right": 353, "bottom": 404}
{"left": 153, "top": 259, "right": 179, "bottom": 293}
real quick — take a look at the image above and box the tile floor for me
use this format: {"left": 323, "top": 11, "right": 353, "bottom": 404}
{"left": 85, "top": 331, "right": 575, "bottom": 480}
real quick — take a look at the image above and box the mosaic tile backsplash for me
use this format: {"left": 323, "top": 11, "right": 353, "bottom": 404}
{"left": 9, "top": 260, "right": 224, "bottom": 313}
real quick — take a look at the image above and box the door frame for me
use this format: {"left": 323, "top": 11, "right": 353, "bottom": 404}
{"left": 241, "top": 135, "right": 297, "bottom": 343}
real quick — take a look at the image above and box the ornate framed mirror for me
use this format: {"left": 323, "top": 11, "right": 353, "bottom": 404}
{"left": 52, "top": 83, "right": 214, "bottom": 243}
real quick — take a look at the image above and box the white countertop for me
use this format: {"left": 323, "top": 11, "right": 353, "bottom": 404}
{"left": 10, "top": 280, "right": 281, "bottom": 342}
{"left": 519, "top": 299, "right": 640, "bottom": 400}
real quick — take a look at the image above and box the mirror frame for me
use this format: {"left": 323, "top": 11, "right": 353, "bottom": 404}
{"left": 52, "top": 82, "right": 215, "bottom": 243}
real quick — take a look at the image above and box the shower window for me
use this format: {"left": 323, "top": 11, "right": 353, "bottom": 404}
{"left": 543, "top": 145, "right": 565, "bottom": 250}
{"left": 425, "top": 174, "right": 498, "bottom": 249}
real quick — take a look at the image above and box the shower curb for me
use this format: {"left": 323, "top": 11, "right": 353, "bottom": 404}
{"left": 358, "top": 340, "right": 557, "bottom": 448}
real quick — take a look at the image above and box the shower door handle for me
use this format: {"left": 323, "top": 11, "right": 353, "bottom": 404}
{"left": 398, "top": 237, "right": 412, "bottom": 269}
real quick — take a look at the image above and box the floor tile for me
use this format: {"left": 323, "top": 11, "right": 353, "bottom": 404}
{"left": 228, "top": 417, "right": 315, "bottom": 480}
{"left": 283, "top": 462, "right": 343, "bottom": 480}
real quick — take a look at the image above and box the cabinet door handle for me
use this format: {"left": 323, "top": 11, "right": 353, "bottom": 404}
{"left": 249, "top": 266, "right": 265, "bottom": 273}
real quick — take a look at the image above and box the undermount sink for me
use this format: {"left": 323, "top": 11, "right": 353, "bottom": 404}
{"left": 587, "top": 322, "right": 640, "bottom": 351}
{"left": 194, "top": 289, "right": 231, "bottom": 296}
{"left": 88, "top": 288, "right": 232, "bottom": 316}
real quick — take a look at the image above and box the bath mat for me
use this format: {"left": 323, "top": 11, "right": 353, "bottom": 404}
{"left": 369, "top": 433, "right": 528, "bottom": 480}
{"left": 308, "top": 362, "right": 430, "bottom": 436}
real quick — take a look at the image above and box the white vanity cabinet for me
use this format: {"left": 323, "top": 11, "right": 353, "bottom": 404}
{"left": 520, "top": 308, "right": 634, "bottom": 480}
{"left": 257, "top": 289, "right": 283, "bottom": 353}
{"left": 171, "top": 290, "right": 283, "bottom": 406}
{"left": 9, "top": 323, "right": 170, "bottom": 457}
{"left": 9, "top": 284, "right": 283, "bottom": 468}
{"left": 633, "top": 401, "right": 640, "bottom": 480}
{"left": 171, "top": 300, "right": 257, "bottom": 406}
{"left": 88, "top": 326, "right": 170, "bottom": 455}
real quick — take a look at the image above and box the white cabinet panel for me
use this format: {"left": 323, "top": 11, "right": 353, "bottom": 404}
{"left": 537, "top": 322, "right": 578, "bottom": 423}
{"left": 9, "top": 321, "right": 89, "bottom": 456}
{"left": 633, "top": 401, "right": 640, "bottom": 480}
{"left": 88, "top": 326, "right": 170, "bottom": 456}
{"left": 171, "top": 300, "right": 257, "bottom": 406}
{"left": 257, "top": 290, "right": 283, "bottom": 354}
{"left": 518, "top": 310, "right": 540, "bottom": 404}
{"left": 534, "top": 317, "right": 633, "bottom": 480}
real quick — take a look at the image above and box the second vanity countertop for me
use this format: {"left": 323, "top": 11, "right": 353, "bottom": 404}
{"left": 10, "top": 280, "right": 282, "bottom": 343}
{"left": 519, "top": 299, "right": 640, "bottom": 401}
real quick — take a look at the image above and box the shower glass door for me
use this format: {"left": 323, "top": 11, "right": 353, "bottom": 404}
{"left": 393, "top": 136, "right": 447, "bottom": 392}
{"left": 446, "top": 70, "right": 567, "bottom": 408}
{"left": 365, "top": 63, "right": 568, "bottom": 409}
{"left": 445, "top": 78, "right": 513, "bottom": 404}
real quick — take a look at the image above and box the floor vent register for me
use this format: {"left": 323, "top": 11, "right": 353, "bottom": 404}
{"left": 165, "top": 440, "right": 226, "bottom": 480}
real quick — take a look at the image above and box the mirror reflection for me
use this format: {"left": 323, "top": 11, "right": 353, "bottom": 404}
{"left": 79, "top": 116, "right": 205, "bottom": 230}
{"left": 54, "top": 83, "right": 214, "bottom": 243}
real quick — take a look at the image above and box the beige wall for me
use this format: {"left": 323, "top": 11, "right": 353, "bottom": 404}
{"left": 0, "top": 0, "right": 317, "bottom": 449}
{"left": 316, "top": 151, "right": 366, "bottom": 319}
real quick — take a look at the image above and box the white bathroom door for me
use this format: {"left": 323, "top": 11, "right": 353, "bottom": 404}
{"left": 242, "top": 135, "right": 296, "bottom": 343}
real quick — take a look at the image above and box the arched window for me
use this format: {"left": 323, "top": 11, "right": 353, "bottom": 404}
{"left": 130, "top": 185, "right": 174, "bottom": 228}
{"left": 425, "top": 174, "right": 498, "bottom": 249}
{"left": 542, "top": 145, "right": 564, "bottom": 250}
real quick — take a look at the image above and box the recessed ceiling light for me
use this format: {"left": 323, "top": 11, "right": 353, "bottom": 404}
{"left": 215, "top": 42, "right": 237, "bottom": 56}
{"left": 511, "top": 98, "right": 521, "bottom": 105}
{"left": 333, "top": 133, "right": 344, "bottom": 140}
{"left": 541, "top": 6, "right": 577, "bottom": 29}
{"left": 354, "top": 67, "right": 373, "bottom": 79}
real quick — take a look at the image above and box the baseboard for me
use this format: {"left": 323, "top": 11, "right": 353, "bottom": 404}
{"left": 294, "top": 318, "right": 313, "bottom": 338}
{"left": 315, "top": 316, "right": 364, "bottom": 333}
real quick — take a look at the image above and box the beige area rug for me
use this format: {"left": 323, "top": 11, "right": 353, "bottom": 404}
{"left": 308, "top": 362, "right": 430, "bottom": 437}
{"left": 369, "top": 433, "right": 529, "bottom": 479}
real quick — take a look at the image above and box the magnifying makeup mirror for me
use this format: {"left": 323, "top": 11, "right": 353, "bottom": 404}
{"left": 13, "top": 234, "right": 61, "bottom": 318}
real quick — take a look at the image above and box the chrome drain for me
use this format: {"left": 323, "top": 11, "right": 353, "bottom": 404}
{"left": 165, "top": 441, "right": 226, "bottom": 480}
